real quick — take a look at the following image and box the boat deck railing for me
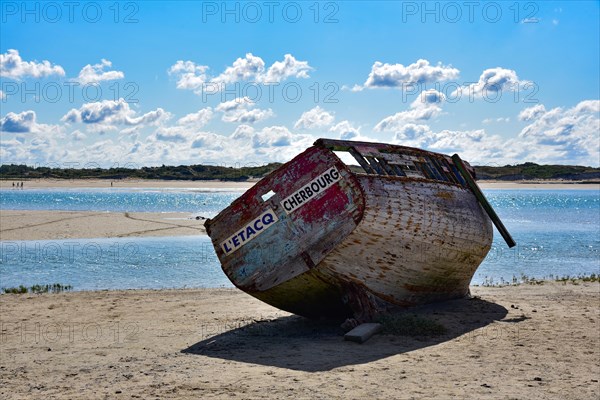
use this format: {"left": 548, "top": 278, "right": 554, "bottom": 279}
{"left": 314, "top": 138, "right": 471, "bottom": 188}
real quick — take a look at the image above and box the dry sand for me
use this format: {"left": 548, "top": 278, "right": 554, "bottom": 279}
{"left": 0, "top": 283, "right": 598, "bottom": 399}
{"left": 1, "top": 179, "right": 599, "bottom": 398}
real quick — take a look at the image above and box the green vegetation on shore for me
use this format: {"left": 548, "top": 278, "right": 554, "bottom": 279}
{"left": 2, "top": 283, "right": 73, "bottom": 294}
{"left": 0, "top": 163, "right": 283, "bottom": 181}
{"left": 476, "top": 273, "right": 599, "bottom": 287}
{"left": 475, "top": 162, "right": 600, "bottom": 181}
{"left": 1, "top": 162, "right": 599, "bottom": 182}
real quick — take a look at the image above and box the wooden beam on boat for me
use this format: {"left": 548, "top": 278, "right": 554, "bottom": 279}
{"left": 452, "top": 154, "right": 517, "bottom": 248}
{"left": 348, "top": 147, "right": 376, "bottom": 174}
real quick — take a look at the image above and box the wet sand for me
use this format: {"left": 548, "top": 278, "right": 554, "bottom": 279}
{"left": 0, "top": 210, "right": 206, "bottom": 241}
{"left": 0, "top": 282, "right": 598, "bottom": 399}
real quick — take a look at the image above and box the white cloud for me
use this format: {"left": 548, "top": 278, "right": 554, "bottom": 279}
{"left": 0, "top": 49, "right": 65, "bottom": 79}
{"left": 518, "top": 104, "right": 546, "bottom": 121}
{"left": 62, "top": 99, "right": 170, "bottom": 127}
{"left": 216, "top": 97, "right": 274, "bottom": 124}
{"left": 168, "top": 53, "right": 312, "bottom": 93}
{"left": 222, "top": 108, "right": 275, "bottom": 124}
{"left": 482, "top": 117, "right": 511, "bottom": 124}
{"left": 374, "top": 89, "right": 445, "bottom": 131}
{"left": 167, "top": 60, "right": 209, "bottom": 90}
{"left": 391, "top": 124, "right": 512, "bottom": 164}
{"left": 1, "top": 111, "right": 37, "bottom": 132}
{"left": 76, "top": 59, "right": 124, "bottom": 84}
{"left": 518, "top": 100, "right": 600, "bottom": 165}
{"left": 259, "top": 54, "right": 312, "bottom": 83}
{"left": 387, "top": 100, "right": 600, "bottom": 166}
{"left": 360, "top": 59, "right": 459, "bottom": 90}
{"left": 71, "top": 130, "right": 87, "bottom": 141}
{"left": 177, "top": 107, "right": 213, "bottom": 127}
{"left": 329, "top": 120, "right": 361, "bottom": 140}
{"left": 294, "top": 106, "right": 335, "bottom": 130}
{"left": 214, "top": 53, "right": 266, "bottom": 84}
{"left": 215, "top": 97, "right": 253, "bottom": 113}
{"left": 153, "top": 126, "right": 196, "bottom": 143}
{"left": 454, "top": 67, "right": 528, "bottom": 99}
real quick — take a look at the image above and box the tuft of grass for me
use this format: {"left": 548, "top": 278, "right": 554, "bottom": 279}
{"left": 553, "top": 273, "right": 598, "bottom": 284}
{"left": 477, "top": 272, "right": 599, "bottom": 287}
{"left": 2, "top": 283, "right": 73, "bottom": 294}
{"left": 377, "top": 314, "right": 447, "bottom": 337}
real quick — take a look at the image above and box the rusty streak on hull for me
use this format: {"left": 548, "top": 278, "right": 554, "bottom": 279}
{"left": 205, "top": 140, "right": 498, "bottom": 320}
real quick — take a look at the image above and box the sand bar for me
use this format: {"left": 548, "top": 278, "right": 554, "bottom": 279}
{"left": 0, "top": 210, "right": 206, "bottom": 241}
{"left": 0, "top": 282, "right": 598, "bottom": 399}
{"left": 0, "top": 179, "right": 255, "bottom": 190}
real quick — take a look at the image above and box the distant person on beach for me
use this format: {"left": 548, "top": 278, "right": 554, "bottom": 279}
{"left": 111, "top": 182, "right": 113, "bottom": 187}
{"left": 12, "top": 182, "right": 15, "bottom": 188}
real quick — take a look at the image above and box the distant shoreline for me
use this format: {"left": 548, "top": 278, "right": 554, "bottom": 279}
{"left": 1, "top": 178, "right": 598, "bottom": 191}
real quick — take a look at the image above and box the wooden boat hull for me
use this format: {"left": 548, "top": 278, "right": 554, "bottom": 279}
{"left": 205, "top": 140, "right": 494, "bottom": 320}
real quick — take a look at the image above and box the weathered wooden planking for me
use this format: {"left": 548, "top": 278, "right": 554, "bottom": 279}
{"left": 205, "top": 140, "right": 494, "bottom": 320}
{"left": 319, "top": 175, "right": 492, "bottom": 312}
{"left": 205, "top": 146, "right": 365, "bottom": 293}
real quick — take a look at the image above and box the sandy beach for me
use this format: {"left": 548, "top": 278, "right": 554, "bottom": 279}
{"left": 0, "top": 283, "right": 598, "bottom": 399}
{"left": 1, "top": 178, "right": 598, "bottom": 398}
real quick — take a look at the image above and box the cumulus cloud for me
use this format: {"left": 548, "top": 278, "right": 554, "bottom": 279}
{"left": 62, "top": 99, "right": 170, "bottom": 127}
{"left": 76, "top": 59, "right": 124, "bottom": 84}
{"left": 294, "top": 106, "right": 335, "bottom": 130}
{"left": 374, "top": 89, "right": 445, "bottom": 131}
{"left": 259, "top": 54, "right": 312, "bottom": 83}
{"left": 216, "top": 97, "right": 274, "bottom": 124}
{"left": 387, "top": 100, "right": 600, "bottom": 166}
{"left": 177, "top": 107, "right": 213, "bottom": 127}
{"left": 154, "top": 126, "right": 195, "bottom": 143}
{"left": 454, "top": 67, "right": 528, "bottom": 99}
{"left": 358, "top": 59, "right": 459, "bottom": 90}
{"left": 214, "top": 53, "right": 266, "bottom": 84}
{"left": 391, "top": 123, "right": 511, "bottom": 164}
{"left": 0, "top": 49, "right": 65, "bottom": 79}
{"left": 329, "top": 120, "right": 361, "bottom": 140}
{"left": 168, "top": 60, "right": 209, "bottom": 90}
{"left": 518, "top": 100, "right": 599, "bottom": 165}
{"left": 215, "top": 97, "right": 253, "bottom": 113}
{"left": 168, "top": 53, "right": 312, "bottom": 93}
{"left": 1, "top": 111, "right": 37, "bottom": 133}
{"left": 518, "top": 104, "right": 546, "bottom": 121}
{"left": 71, "top": 130, "right": 87, "bottom": 141}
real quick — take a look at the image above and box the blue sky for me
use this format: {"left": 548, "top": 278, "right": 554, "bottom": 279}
{"left": 1, "top": 1, "right": 599, "bottom": 168}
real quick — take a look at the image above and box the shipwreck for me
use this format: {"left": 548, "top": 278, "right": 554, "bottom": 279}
{"left": 205, "top": 139, "right": 515, "bottom": 321}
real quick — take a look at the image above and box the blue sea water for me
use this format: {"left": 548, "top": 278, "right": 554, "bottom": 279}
{"left": 0, "top": 187, "right": 243, "bottom": 217}
{"left": 1, "top": 188, "right": 598, "bottom": 290}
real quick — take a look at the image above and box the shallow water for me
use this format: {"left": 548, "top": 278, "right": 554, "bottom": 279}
{"left": 0, "top": 188, "right": 598, "bottom": 290}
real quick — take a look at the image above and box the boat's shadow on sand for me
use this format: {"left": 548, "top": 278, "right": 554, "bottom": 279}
{"left": 183, "top": 297, "right": 509, "bottom": 372}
